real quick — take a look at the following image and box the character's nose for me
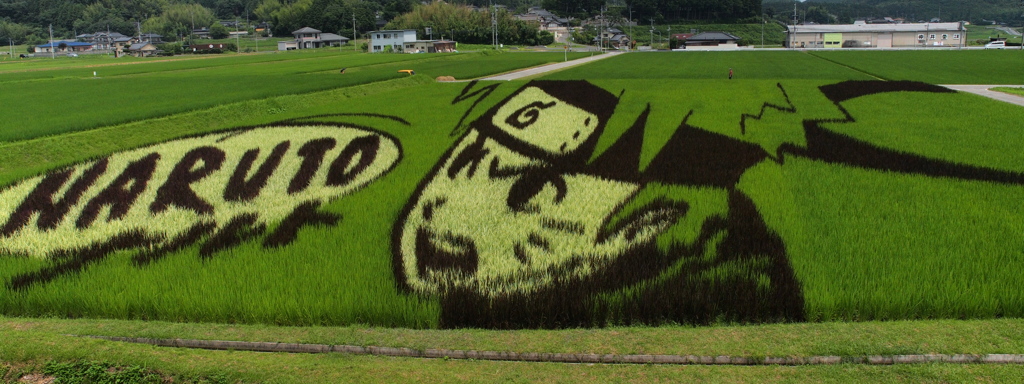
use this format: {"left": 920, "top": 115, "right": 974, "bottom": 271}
{"left": 415, "top": 227, "right": 479, "bottom": 279}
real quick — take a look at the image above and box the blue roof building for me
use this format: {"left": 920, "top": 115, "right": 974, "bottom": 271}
{"left": 36, "top": 41, "right": 94, "bottom": 53}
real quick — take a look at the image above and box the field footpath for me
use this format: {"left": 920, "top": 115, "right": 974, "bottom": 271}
{"left": 942, "top": 84, "right": 1024, "bottom": 107}
{"left": 82, "top": 335, "right": 1024, "bottom": 366}
{"left": 480, "top": 51, "right": 624, "bottom": 80}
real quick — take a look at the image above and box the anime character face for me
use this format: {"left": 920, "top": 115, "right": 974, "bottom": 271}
{"left": 395, "top": 82, "right": 683, "bottom": 298}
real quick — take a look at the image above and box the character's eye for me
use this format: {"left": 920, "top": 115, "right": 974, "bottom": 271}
{"left": 506, "top": 169, "right": 567, "bottom": 213}
{"left": 504, "top": 101, "right": 556, "bottom": 130}
{"left": 422, "top": 197, "right": 447, "bottom": 221}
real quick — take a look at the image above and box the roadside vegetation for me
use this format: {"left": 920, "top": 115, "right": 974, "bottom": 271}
{"left": 993, "top": 86, "right": 1024, "bottom": 96}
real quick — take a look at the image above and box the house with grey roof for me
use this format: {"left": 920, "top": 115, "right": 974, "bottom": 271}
{"left": 683, "top": 32, "right": 742, "bottom": 49}
{"left": 128, "top": 42, "right": 158, "bottom": 57}
{"left": 284, "top": 27, "right": 350, "bottom": 50}
{"left": 786, "top": 21, "right": 966, "bottom": 48}
{"left": 79, "top": 31, "right": 130, "bottom": 50}
{"left": 516, "top": 7, "right": 572, "bottom": 43}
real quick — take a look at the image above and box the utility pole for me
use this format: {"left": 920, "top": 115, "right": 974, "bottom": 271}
{"left": 235, "top": 18, "right": 240, "bottom": 52}
{"left": 353, "top": 14, "right": 357, "bottom": 52}
{"left": 491, "top": 2, "right": 498, "bottom": 48}
{"left": 791, "top": 3, "right": 798, "bottom": 48}
{"left": 629, "top": 6, "right": 633, "bottom": 51}
{"left": 49, "top": 24, "right": 54, "bottom": 59}
{"left": 599, "top": 6, "right": 604, "bottom": 52}
{"left": 650, "top": 18, "right": 654, "bottom": 49}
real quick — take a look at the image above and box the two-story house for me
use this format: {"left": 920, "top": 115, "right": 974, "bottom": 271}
{"left": 368, "top": 30, "right": 417, "bottom": 53}
{"left": 281, "top": 27, "right": 350, "bottom": 50}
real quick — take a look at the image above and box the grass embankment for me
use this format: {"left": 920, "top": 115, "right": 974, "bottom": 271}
{"left": 3, "top": 316, "right": 1024, "bottom": 383}
{"left": 808, "top": 50, "right": 1024, "bottom": 84}
{"left": 965, "top": 25, "right": 1023, "bottom": 45}
{"left": 993, "top": 86, "right": 1024, "bottom": 96}
{"left": 0, "top": 51, "right": 585, "bottom": 143}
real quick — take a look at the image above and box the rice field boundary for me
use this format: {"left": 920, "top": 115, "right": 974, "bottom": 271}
{"left": 80, "top": 335, "right": 1024, "bottom": 366}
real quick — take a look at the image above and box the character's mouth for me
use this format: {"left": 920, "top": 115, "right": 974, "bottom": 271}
{"left": 599, "top": 200, "right": 688, "bottom": 243}
{"left": 415, "top": 227, "right": 480, "bottom": 279}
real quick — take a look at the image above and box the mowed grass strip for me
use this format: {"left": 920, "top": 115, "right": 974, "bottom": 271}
{"left": 6, "top": 316, "right": 1024, "bottom": 357}
{"left": 809, "top": 50, "right": 1024, "bottom": 84}
{"left": 6, "top": 328, "right": 1024, "bottom": 384}
{"left": 3, "top": 317, "right": 1024, "bottom": 384}
{"left": 540, "top": 51, "right": 875, "bottom": 80}
{"left": 0, "top": 52, "right": 580, "bottom": 143}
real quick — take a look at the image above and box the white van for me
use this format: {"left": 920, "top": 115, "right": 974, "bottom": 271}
{"left": 984, "top": 41, "right": 1006, "bottom": 49}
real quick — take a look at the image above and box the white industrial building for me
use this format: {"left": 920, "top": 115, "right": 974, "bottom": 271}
{"left": 786, "top": 22, "right": 967, "bottom": 48}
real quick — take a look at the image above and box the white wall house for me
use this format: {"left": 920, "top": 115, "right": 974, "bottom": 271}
{"left": 368, "top": 30, "right": 417, "bottom": 53}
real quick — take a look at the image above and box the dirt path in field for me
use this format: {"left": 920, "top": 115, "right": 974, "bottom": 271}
{"left": 942, "top": 84, "right": 1024, "bottom": 107}
{"left": 479, "top": 51, "right": 624, "bottom": 81}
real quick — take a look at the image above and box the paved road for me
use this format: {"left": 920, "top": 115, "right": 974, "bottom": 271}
{"left": 941, "top": 85, "right": 1024, "bottom": 107}
{"left": 480, "top": 51, "right": 624, "bottom": 81}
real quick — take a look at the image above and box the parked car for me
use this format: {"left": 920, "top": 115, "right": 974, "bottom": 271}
{"left": 985, "top": 41, "right": 1006, "bottom": 49}
{"left": 67, "top": 53, "right": 78, "bottom": 57}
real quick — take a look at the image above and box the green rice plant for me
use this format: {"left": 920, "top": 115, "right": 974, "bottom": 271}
{"left": 2, "top": 76, "right": 1023, "bottom": 328}
{"left": 0, "top": 52, "right": 582, "bottom": 143}
{"left": 541, "top": 51, "right": 876, "bottom": 81}
{"left": 809, "top": 50, "right": 1024, "bottom": 84}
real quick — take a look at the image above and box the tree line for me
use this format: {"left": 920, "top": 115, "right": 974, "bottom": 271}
{"left": 1, "top": 0, "right": 780, "bottom": 47}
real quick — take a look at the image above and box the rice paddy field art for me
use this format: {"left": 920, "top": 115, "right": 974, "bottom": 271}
{"left": 1, "top": 52, "right": 1023, "bottom": 330}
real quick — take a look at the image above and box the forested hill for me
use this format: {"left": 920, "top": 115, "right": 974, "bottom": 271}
{"left": 763, "top": 0, "right": 1023, "bottom": 25}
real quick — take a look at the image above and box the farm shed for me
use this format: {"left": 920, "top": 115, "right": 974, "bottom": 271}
{"left": 786, "top": 22, "right": 966, "bottom": 48}
{"left": 278, "top": 41, "right": 298, "bottom": 51}
{"left": 189, "top": 43, "right": 229, "bottom": 53}
{"left": 128, "top": 42, "right": 158, "bottom": 57}
{"left": 402, "top": 40, "right": 456, "bottom": 53}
